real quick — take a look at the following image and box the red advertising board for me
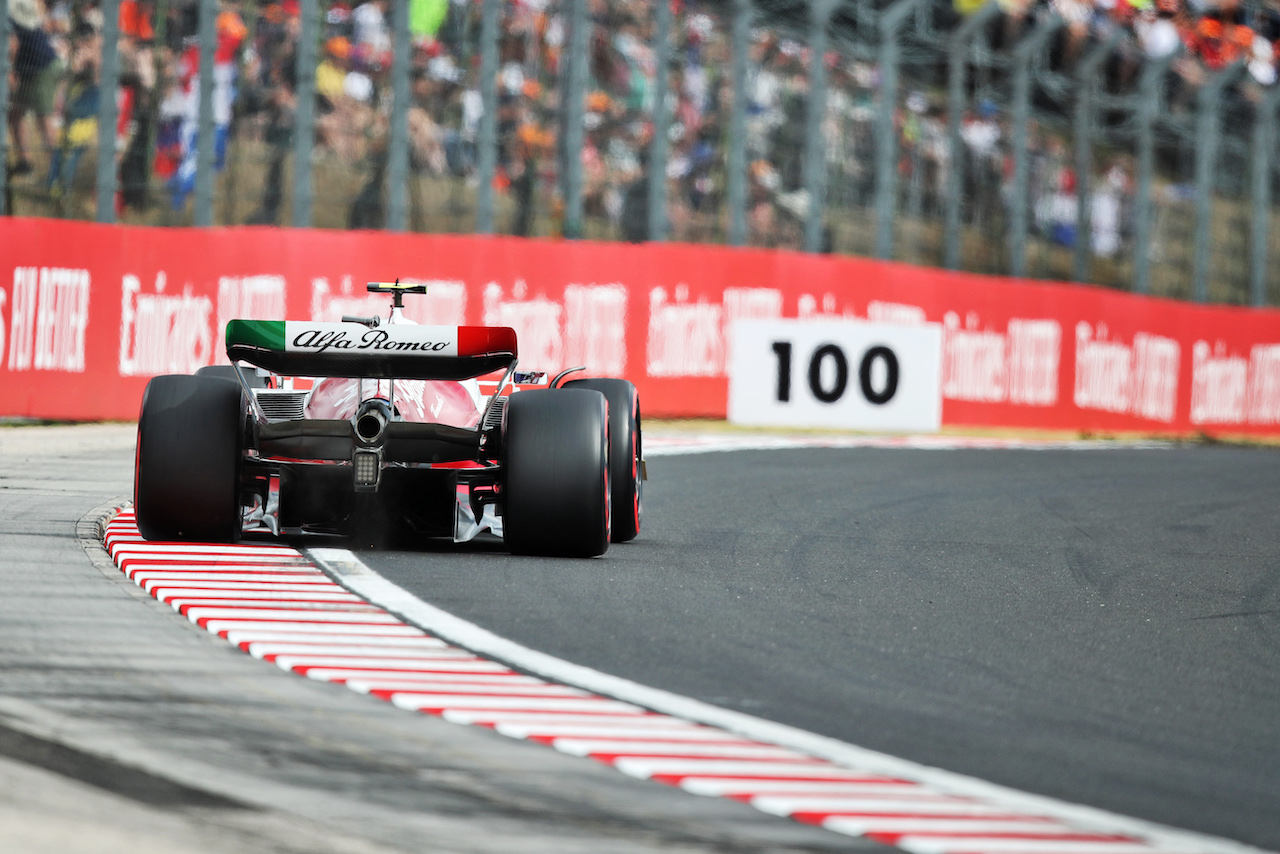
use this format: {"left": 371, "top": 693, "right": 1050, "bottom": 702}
{"left": 2, "top": 217, "right": 1279, "bottom": 435}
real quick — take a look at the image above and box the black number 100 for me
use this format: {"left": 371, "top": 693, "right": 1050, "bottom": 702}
{"left": 770, "top": 341, "right": 899, "bottom": 406}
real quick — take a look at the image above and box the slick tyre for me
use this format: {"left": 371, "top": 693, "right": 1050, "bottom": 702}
{"left": 502, "top": 388, "right": 610, "bottom": 557}
{"left": 563, "top": 378, "right": 641, "bottom": 542}
{"left": 135, "top": 374, "right": 244, "bottom": 543}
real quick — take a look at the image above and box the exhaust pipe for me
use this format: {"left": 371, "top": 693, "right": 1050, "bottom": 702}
{"left": 354, "top": 398, "right": 393, "bottom": 447}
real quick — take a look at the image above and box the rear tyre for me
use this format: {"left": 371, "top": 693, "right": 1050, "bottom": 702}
{"left": 563, "top": 378, "right": 641, "bottom": 542}
{"left": 502, "top": 388, "right": 610, "bottom": 557}
{"left": 135, "top": 374, "right": 244, "bottom": 542}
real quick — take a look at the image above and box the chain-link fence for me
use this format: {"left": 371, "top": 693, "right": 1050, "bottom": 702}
{"left": 4, "top": 0, "right": 1280, "bottom": 306}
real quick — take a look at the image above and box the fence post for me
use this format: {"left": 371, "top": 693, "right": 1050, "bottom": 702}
{"left": 1250, "top": 83, "right": 1280, "bottom": 307}
{"left": 0, "top": 0, "right": 11, "bottom": 215}
{"left": 874, "top": 0, "right": 922, "bottom": 260}
{"left": 944, "top": 1, "right": 1000, "bottom": 270}
{"left": 291, "top": 0, "right": 317, "bottom": 227}
{"left": 727, "top": 0, "right": 751, "bottom": 246}
{"left": 1193, "top": 61, "right": 1245, "bottom": 303}
{"left": 647, "top": 0, "right": 673, "bottom": 242}
{"left": 476, "top": 0, "right": 499, "bottom": 235}
{"left": 1008, "top": 17, "right": 1063, "bottom": 278}
{"left": 803, "top": 0, "right": 838, "bottom": 253}
{"left": 96, "top": 0, "right": 120, "bottom": 222}
{"left": 1133, "top": 49, "right": 1178, "bottom": 295}
{"left": 907, "top": 109, "right": 924, "bottom": 240}
{"left": 387, "top": 0, "right": 410, "bottom": 232}
{"left": 562, "top": 0, "right": 588, "bottom": 239}
{"left": 1072, "top": 31, "right": 1121, "bottom": 283}
{"left": 194, "top": 0, "right": 217, "bottom": 226}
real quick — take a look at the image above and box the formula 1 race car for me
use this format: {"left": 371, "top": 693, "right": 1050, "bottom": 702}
{"left": 133, "top": 281, "right": 642, "bottom": 557}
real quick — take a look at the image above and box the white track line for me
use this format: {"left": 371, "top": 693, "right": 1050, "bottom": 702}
{"left": 643, "top": 435, "right": 1172, "bottom": 455}
{"left": 102, "top": 508, "right": 1268, "bottom": 854}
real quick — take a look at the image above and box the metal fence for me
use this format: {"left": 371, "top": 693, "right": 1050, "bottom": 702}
{"left": 4, "top": 0, "right": 1280, "bottom": 306}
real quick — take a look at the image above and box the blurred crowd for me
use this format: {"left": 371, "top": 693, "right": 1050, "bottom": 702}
{"left": 931, "top": 0, "right": 1280, "bottom": 260}
{"left": 988, "top": 0, "right": 1280, "bottom": 89}
{"left": 7, "top": 0, "right": 251, "bottom": 211}
{"left": 6, "top": 0, "right": 1280, "bottom": 254}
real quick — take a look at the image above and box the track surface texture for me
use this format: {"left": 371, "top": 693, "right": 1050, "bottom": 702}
{"left": 363, "top": 443, "right": 1280, "bottom": 852}
{"left": 2, "top": 423, "right": 1278, "bottom": 852}
{"left": 0, "top": 424, "right": 860, "bottom": 854}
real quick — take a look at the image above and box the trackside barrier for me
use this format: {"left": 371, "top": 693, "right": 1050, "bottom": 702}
{"left": 2, "top": 218, "right": 1280, "bottom": 436}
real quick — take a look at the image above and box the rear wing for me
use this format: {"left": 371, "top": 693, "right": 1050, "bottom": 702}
{"left": 225, "top": 320, "right": 518, "bottom": 380}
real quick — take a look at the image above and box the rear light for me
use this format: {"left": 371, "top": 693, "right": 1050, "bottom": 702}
{"left": 353, "top": 449, "right": 382, "bottom": 492}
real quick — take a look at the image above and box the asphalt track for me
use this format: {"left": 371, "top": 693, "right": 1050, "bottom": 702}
{"left": 363, "top": 442, "right": 1280, "bottom": 852}
{"left": 2, "top": 425, "right": 1279, "bottom": 852}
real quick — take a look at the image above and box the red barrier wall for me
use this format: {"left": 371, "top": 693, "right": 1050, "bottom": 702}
{"left": 3, "top": 217, "right": 1279, "bottom": 434}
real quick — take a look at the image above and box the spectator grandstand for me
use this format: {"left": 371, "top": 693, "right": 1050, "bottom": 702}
{"left": 5, "top": 0, "right": 1280, "bottom": 304}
